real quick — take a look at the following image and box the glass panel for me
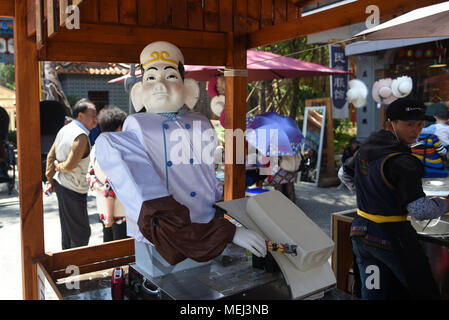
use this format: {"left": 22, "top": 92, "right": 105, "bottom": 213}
{"left": 299, "top": 106, "right": 326, "bottom": 186}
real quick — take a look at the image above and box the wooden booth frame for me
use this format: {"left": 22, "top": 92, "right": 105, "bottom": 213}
{"left": 1, "top": 0, "right": 443, "bottom": 299}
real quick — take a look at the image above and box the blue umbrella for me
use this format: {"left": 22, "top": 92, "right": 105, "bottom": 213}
{"left": 246, "top": 112, "right": 304, "bottom": 157}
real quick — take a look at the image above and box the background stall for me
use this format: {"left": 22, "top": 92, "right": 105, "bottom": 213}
{"left": 1, "top": 0, "right": 443, "bottom": 299}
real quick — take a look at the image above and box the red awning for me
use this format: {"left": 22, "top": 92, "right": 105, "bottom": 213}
{"left": 108, "top": 49, "right": 349, "bottom": 84}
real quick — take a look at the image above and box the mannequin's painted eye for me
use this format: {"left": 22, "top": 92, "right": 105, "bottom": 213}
{"left": 146, "top": 76, "right": 156, "bottom": 81}
{"left": 167, "top": 74, "right": 178, "bottom": 80}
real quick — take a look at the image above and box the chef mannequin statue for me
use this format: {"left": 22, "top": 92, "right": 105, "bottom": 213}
{"left": 95, "top": 41, "right": 266, "bottom": 265}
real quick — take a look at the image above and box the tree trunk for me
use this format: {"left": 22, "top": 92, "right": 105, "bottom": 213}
{"left": 259, "top": 81, "right": 266, "bottom": 113}
{"left": 41, "top": 61, "right": 71, "bottom": 112}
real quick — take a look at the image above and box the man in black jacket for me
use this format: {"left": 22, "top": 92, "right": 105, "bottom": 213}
{"left": 340, "top": 98, "right": 449, "bottom": 299}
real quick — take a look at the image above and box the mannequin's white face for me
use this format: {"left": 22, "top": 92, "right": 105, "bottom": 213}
{"left": 141, "top": 62, "right": 185, "bottom": 113}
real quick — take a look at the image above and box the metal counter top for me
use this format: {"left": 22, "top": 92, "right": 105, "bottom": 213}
{"left": 56, "top": 244, "right": 356, "bottom": 300}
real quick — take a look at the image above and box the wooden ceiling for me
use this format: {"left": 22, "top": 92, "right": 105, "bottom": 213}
{"left": 2, "top": 0, "right": 446, "bottom": 65}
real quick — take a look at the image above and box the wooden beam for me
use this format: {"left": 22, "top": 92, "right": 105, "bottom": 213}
{"left": 41, "top": 23, "right": 228, "bottom": 64}
{"left": 51, "top": 256, "right": 135, "bottom": 280}
{"left": 40, "top": 40, "right": 227, "bottom": 65}
{"left": 224, "top": 0, "right": 248, "bottom": 200}
{"left": 49, "top": 23, "right": 227, "bottom": 49}
{"left": 248, "top": 0, "right": 445, "bottom": 48}
{"left": 15, "top": 0, "right": 45, "bottom": 300}
{"left": 43, "top": 238, "right": 134, "bottom": 273}
{"left": 0, "top": 0, "right": 14, "bottom": 17}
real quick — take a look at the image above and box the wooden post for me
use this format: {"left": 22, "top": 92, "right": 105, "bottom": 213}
{"left": 14, "top": 0, "right": 45, "bottom": 300}
{"left": 224, "top": 0, "right": 247, "bottom": 200}
{"left": 224, "top": 32, "right": 247, "bottom": 200}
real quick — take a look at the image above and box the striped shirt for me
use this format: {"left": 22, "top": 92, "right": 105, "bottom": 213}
{"left": 411, "top": 133, "right": 448, "bottom": 178}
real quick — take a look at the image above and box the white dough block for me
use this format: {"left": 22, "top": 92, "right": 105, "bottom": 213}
{"left": 246, "top": 190, "right": 334, "bottom": 271}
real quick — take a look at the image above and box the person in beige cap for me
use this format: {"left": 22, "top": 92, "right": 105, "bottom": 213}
{"left": 95, "top": 41, "right": 266, "bottom": 265}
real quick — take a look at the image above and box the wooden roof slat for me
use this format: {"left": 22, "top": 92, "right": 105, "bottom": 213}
{"left": 248, "top": 0, "right": 446, "bottom": 48}
{"left": 136, "top": 0, "right": 156, "bottom": 26}
{"left": 0, "top": 0, "right": 14, "bottom": 17}
{"left": 172, "top": 0, "right": 188, "bottom": 29}
{"left": 119, "top": 0, "right": 138, "bottom": 25}
{"left": 247, "top": 0, "right": 261, "bottom": 33}
{"left": 156, "top": 0, "right": 171, "bottom": 27}
{"left": 287, "top": 0, "right": 300, "bottom": 21}
{"left": 260, "top": 0, "right": 273, "bottom": 28}
{"left": 289, "top": 0, "right": 320, "bottom": 7}
{"left": 99, "top": 0, "right": 119, "bottom": 23}
{"left": 233, "top": 0, "right": 248, "bottom": 38}
{"left": 58, "top": 0, "right": 68, "bottom": 26}
{"left": 79, "top": 0, "right": 99, "bottom": 23}
{"left": 204, "top": 0, "right": 220, "bottom": 31}
{"left": 274, "top": 0, "right": 287, "bottom": 25}
{"left": 36, "top": 0, "right": 44, "bottom": 48}
{"left": 47, "top": 0, "right": 57, "bottom": 37}
{"left": 219, "top": 0, "right": 233, "bottom": 32}
{"left": 27, "top": 0, "right": 37, "bottom": 37}
{"left": 187, "top": 0, "right": 204, "bottom": 30}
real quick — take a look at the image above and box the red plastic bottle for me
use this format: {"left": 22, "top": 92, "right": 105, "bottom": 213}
{"left": 111, "top": 267, "right": 125, "bottom": 300}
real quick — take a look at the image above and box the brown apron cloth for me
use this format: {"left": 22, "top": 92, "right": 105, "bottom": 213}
{"left": 138, "top": 195, "right": 236, "bottom": 265}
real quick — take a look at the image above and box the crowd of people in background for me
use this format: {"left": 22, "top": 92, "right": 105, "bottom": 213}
{"left": 43, "top": 99, "right": 129, "bottom": 250}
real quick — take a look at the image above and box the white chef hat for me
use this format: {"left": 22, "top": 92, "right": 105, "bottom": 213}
{"left": 139, "top": 41, "right": 185, "bottom": 77}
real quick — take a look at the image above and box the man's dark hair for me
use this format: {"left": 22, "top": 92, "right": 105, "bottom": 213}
{"left": 97, "top": 105, "right": 127, "bottom": 132}
{"left": 434, "top": 109, "right": 449, "bottom": 120}
{"left": 72, "top": 98, "right": 95, "bottom": 119}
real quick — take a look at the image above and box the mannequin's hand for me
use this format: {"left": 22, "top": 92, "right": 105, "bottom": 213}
{"left": 232, "top": 227, "right": 267, "bottom": 257}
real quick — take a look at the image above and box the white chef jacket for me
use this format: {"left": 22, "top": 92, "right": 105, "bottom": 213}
{"left": 95, "top": 111, "right": 223, "bottom": 244}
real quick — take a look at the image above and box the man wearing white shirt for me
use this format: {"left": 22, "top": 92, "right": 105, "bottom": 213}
{"left": 44, "top": 99, "right": 97, "bottom": 249}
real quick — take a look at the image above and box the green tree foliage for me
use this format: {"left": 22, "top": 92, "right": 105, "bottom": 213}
{"left": 249, "top": 38, "right": 330, "bottom": 121}
{"left": 249, "top": 38, "right": 355, "bottom": 153}
{"left": 0, "top": 63, "right": 15, "bottom": 90}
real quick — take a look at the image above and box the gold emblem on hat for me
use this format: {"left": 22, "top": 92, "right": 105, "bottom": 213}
{"left": 142, "top": 51, "right": 178, "bottom": 69}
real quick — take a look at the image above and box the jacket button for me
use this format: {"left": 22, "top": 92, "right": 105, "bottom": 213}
{"left": 167, "top": 161, "right": 172, "bottom": 167}
{"left": 190, "top": 192, "right": 196, "bottom": 197}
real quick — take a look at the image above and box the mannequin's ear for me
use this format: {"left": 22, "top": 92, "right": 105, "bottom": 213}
{"left": 130, "top": 82, "right": 145, "bottom": 112}
{"left": 184, "top": 78, "right": 199, "bottom": 110}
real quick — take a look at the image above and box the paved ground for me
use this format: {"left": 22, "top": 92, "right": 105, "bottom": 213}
{"left": 0, "top": 176, "right": 356, "bottom": 300}
{"left": 0, "top": 180, "right": 104, "bottom": 300}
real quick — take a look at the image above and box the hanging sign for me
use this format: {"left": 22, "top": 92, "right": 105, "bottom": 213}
{"left": 0, "top": 18, "right": 14, "bottom": 64}
{"left": 329, "top": 44, "right": 348, "bottom": 119}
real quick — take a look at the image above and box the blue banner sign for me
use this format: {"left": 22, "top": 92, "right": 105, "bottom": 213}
{"left": 330, "top": 45, "right": 348, "bottom": 118}
{"left": 0, "top": 18, "right": 13, "bottom": 64}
